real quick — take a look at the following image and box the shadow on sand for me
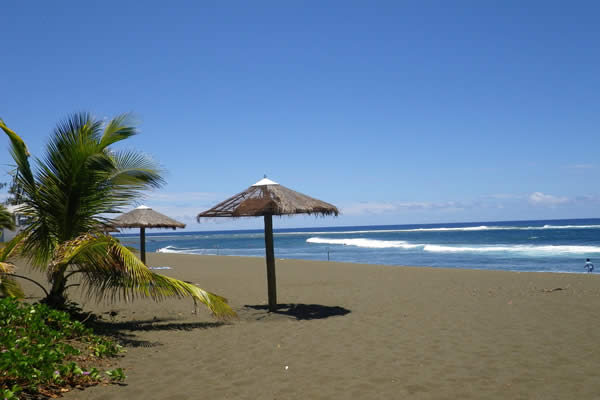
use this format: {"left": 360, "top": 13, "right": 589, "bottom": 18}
{"left": 88, "top": 317, "right": 226, "bottom": 348}
{"left": 244, "top": 303, "right": 351, "bottom": 321}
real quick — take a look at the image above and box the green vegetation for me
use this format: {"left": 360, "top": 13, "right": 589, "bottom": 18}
{"left": 0, "top": 297, "right": 123, "bottom": 399}
{"left": 105, "top": 368, "right": 127, "bottom": 382}
{"left": 0, "top": 205, "right": 20, "bottom": 298}
{"left": 0, "top": 114, "right": 234, "bottom": 317}
{"left": 0, "top": 204, "right": 15, "bottom": 232}
{"left": 0, "top": 262, "right": 23, "bottom": 299}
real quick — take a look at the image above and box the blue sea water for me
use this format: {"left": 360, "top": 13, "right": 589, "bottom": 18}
{"left": 116, "top": 218, "right": 600, "bottom": 273}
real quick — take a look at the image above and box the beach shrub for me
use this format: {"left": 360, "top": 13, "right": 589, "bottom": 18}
{"left": 0, "top": 297, "right": 122, "bottom": 399}
{"left": 105, "top": 368, "right": 127, "bottom": 382}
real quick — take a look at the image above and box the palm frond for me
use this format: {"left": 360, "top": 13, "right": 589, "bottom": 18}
{"left": 0, "top": 261, "right": 15, "bottom": 275}
{"left": 0, "top": 204, "right": 15, "bottom": 230}
{"left": 0, "top": 275, "right": 24, "bottom": 298}
{"left": 0, "top": 119, "right": 36, "bottom": 193}
{"left": 54, "top": 234, "right": 235, "bottom": 317}
{"left": 99, "top": 150, "right": 164, "bottom": 212}
{"left": 0, "top": 261, "right": 24, "bottom": 298}
{"left": 100, "top": 113, "right": 138, "bottom": 148}
{"left": 14, "top": 214, "right": 57, "bottom": 269}
{"left": 52, "top": 112, "right": 103, "bottom": 144}
{"left": 143, "top": 273, "right": 235, "bottom": 317}
{"left": 108, "top": 150, "right": 164, "bottom": 188}
{"left": 0, "top": 232, "right": 26, "bottom": 263}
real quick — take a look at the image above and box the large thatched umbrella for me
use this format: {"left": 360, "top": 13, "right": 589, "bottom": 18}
{"left": 112, "top": 205, "right": 185, "bottom": 264}
{"left": 197, "top": 178, "right": 339, "bottom": 312}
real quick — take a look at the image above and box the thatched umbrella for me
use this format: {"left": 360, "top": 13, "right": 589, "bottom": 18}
{"left": 112, "top": 205, "right": 185, "bottom": 264}
{"left": 197, "top": 177, "right": 339, "bottom": 312}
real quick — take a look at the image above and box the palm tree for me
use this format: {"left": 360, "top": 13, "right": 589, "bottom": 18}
{"left": 0, "top": 114, "right": 234, "bottom": 317}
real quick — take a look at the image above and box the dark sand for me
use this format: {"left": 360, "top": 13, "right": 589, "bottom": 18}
{"left": 16, "top": 253, "right": 600, "bottom": 399}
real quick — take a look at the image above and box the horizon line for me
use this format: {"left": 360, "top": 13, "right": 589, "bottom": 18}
{"left": 113, "top": 216, "right": 600, "bottom": 236}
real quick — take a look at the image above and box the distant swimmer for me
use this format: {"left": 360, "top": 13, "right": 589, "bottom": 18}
{"left": 584, "top": 258, "right": 594, "bottom": 273}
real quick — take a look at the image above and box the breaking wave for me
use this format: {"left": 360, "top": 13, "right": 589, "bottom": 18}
{"left": 156, "top": 245, "right": 213, "bottom": 255}
{"left": 423, "top": 244, "right": 600, "bottom": 255}
{"left": 401, "top": 224, "right": 600, "bottom": 232}
{"left": 157, "top": 245, "right": 184, "bottom": 253}
{"left": 306, "top": 237, "right": 420, "bottom": 249}
{"left": 307, "top": 237, "right": 600, "bottom": 255}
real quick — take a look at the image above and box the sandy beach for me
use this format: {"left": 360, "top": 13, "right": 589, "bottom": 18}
{"left": 16, "top": 253, "right": 600, "bottom": 399}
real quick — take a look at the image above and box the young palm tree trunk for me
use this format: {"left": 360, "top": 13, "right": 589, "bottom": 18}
{"left": 45, "top": 269, "right": 68, "bottom": 308}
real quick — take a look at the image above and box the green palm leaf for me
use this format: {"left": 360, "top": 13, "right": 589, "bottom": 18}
{"left": 50, "top": 233, "right": 234, "bottom": 317}
{"left": 0, "top": 275, "right": 24, "bottom": 298}
{"left": 0, "top": 261, "right": 24, "bottom": 298}
{"left": 0, "top": 204, "right": 15, "bottom": 231}
{"left": 100, "top": 113, "right": 138, "bottom": 147}
{"left": 0, "top": 119, "right": 36, "bottom": 198}
{"left": 0, "top": 261, "right": 15, "bottom": 275}
{"left": 0, "top": 233, "right": 26, "bottom": 262}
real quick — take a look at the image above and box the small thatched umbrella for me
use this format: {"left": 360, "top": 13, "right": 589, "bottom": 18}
{"left": 197, "top": 177, "right": 339, "bottom": 311}
{"left": 112, "top": 205, "right": 186, "bottom": 264}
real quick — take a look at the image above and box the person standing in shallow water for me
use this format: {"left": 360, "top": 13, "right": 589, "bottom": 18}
{"left": 584, "top": 258, "right": 594, "bottom": 273}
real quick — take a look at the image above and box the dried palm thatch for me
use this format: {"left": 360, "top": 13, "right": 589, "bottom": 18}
{"left": 112, "top": 206, "right": 185, "bottom": 264}
{"left": 197, "top": 178, "right": 339, "bottom": 312}
{"left": 112, "top": 206, "right": 186, "bottom": 229}
{"left": 197, "top": 178, "right": 339, "bottom": 218}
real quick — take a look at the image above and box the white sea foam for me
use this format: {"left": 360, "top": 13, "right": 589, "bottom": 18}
{"left": 423, "top": 244, "right": 600, "bottom": 255}
{"left": 539, "top": 224, "right": 600, "bottom": 230}
{"left": 157, "top": 246, "right": 213, "bottom": 255}
{"left": 157, "top": 245, "right": 180, "bottom": 253}
{"left": 306, "top": 237, "right": 420, "bottom": 249}
{"left": 307, "top": 237, "right": 600, "bottom": 255}
{"left": 281, "top": 227, "right": 499, "bottom": 235}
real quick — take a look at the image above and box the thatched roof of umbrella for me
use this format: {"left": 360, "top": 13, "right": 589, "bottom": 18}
{"left": 197, "top": 178, "right": 339, "bottom": 218}
{"left": 112, "top": 205, "right": 185, "bottom": 264}
{"left": 112, "top": 205, "right": 185, "bottom": 229}
{"left": 197, "top": 178, "right": 339, "bottom": 312}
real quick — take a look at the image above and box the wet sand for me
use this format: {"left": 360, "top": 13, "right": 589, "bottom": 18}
{"left": 17, "top": 253, "right": 600, "bottom": 399}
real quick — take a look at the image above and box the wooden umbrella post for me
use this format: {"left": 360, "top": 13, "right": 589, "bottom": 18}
{"left": 140, "top": 227, "right": 146, "bottom": 265}
{"left": 264, "top": 214, "right": 277, "bottom": 312}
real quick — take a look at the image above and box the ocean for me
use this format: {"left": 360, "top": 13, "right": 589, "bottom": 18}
{"left": 116, "top": 218, "right": 600, "bottom": 274}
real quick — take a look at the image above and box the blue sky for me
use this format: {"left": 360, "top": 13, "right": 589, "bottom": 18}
{"left": 1, "top": 1, "right": 599, "bottom": 230}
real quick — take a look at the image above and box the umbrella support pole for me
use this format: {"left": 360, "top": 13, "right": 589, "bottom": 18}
{"left": 264, "top": 214, "right": 277, "bottom": 312}
{"left": 140, "top": 227, "right": 146, "bottom": 265}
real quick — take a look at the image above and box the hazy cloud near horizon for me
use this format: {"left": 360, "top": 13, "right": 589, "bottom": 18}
{"left": 528, "top": 192, "right": 570, "bottom": 207}
{"left": 341, "top": 191, "right": 598, "bottom": 217}
{"left": 341, "top": 201, "right": 470, "bottom": 216}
